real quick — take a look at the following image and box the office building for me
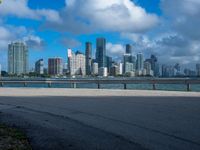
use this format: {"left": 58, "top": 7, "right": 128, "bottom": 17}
{"left": 196, "top": 64, "right": 200, "bottom": 77}
{"left": 106, "top": 56, "right": 112, "bottom": 73}
{"left": 146, "top": 55, "right": 159, "bottom": 77}
{"left": 144, "top": 61, "right": 153, "bottom": 76}
{"left": 98, "top": 67, "right": 108, "bottom": 77}
{"left": 48, "top": 58, "right": 63, "bottom": 76}
{"left": 136, "top": 52, "right": 144, "bottom": 71}
{"left": 35, "top": 59, "right": 44, "bottom": 75}
{"left": 124, "top": 62, "right": 134, "bottom": 73}
{"left": 118, "top": 63, "right": 123, "bottom": 75}
{"left": 96, "top": 38, "right": 106, "bottom": 68}
{"left": 184, "top": 69, "right": 196, "bottom": 77}
{"left": 8, "top": 42, "right": 29, "bottom": 75}
{"left": 85, "top": 42, "right": 92, "bottom": 75}
{"left": 110, "top": 65, "right": 119, "bottom": 76}
{"left": 0, "top": 64, "right": 1, "bottom": 77}
{"left": 63, "top": 63, "right": 69, "bottom": 75}
{"left": 174, "top": 63, "right": 181, "bottom": 76}
{"left": 92, "top": 62, "right": 98, "bottom": 75}
{"left": 68, "top": 49, "right": 86, "bottom": 76}
{"left": 126, "top": 44, "right": 132, "bottom": 54}
{"left": 123, "top": 54, "right": 132, "bottom": 73}
{"left": 162, "top": 65, "right": 174, "bottom": 77}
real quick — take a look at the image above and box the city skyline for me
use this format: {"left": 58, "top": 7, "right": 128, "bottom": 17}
{"left": 0, "top": 0, "right": 200, "bottom": 70}
{"left": 1, "top": 39, "right": 200, "bottom": 78}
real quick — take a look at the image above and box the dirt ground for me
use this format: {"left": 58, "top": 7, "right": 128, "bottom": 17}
{"left": 0, "top": 124, "right": 32, "bottom": 150}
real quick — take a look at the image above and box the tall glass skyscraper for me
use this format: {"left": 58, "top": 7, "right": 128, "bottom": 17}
{"left": 136, "top": 52, "right": 144, "bottom": 71}
{"left": 96, "top": 38, "right": 106, "bottom": 68}
{"left": 126, "top": 44, "right": 132, "bottom": 54}
{"left": 8, "top": 42, "right": 29, "bottom": 75}
{"left": 85, "top": 42, "right": 92, "bottom": 75}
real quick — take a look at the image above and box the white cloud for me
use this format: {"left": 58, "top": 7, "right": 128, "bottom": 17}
{"left": 46, "top": 0, "right": 159, "bottom": 33}
{"left": 161, "top": 0, "right": 200, "bottom": 40}
{"left": 0, "top": 0, "right": 61, "bottom": 23}
{"left": 107, "top": 43, "right": 125, "bottom": 60}
{"left": 23, "top": 35, "right": 45, "bottom": 50}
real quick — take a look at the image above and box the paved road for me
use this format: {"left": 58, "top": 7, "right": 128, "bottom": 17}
{"left": 0, "top": 92, "right": 200, "bottom": 149}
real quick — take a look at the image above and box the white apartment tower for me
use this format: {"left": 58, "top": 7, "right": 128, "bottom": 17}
{"left": 68, "top": 49, "right": 86, "bottom": 76}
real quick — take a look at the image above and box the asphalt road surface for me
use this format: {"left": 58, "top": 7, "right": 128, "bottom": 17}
{"left": 0, "top": 91, "right": 200, "bottom": 150}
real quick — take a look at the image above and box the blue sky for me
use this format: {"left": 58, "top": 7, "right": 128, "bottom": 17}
{"left": 0, "top": 0, "right": 200, "bottom": 70}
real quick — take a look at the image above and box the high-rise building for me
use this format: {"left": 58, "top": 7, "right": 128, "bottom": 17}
{"left": 196, "top": 64, "right": 200, "bottom": 77}
{"left": 35, "top": 59, "right": 44, "bottom": 75}
{"left": 145, "top": 55, "right": 159, "bottom": 77}
{"left": 85, "top": 42, "right": 92, "bottom": 75}
{"left": 174, "top": 63, "right": 181, "bottom": 76}
{"left": 110, "top": 65, "right": 119, "bottom": 76}
{"left": 106, "top": 56, "right": 112, "bottom": 74}
{"left": 126, "top": 44, "right": 132, "bottom": 54}
{"left": 8, "top": 42, "right": 29, "bottom": 75}
{"left": 63, "top": 63, "right": 69, "bottom": 75}
{"left": 136, "top": 52, "right": 144, "bottom": 71}
{"left": 0, "top": 64, "right": 1, "bottom": 77}
{"left": 92, "top": 62, "right": 98, "bottom": 75}
{"left": 162, "top": 65, "right": 174, "bottom": 77}
{"left": 98, "top": 67, "right": 108, "bottom": 77}
{"left": 68, "top": 49, "right": 86, "bottom": 76}
{"left": 118, "top": 63, "right": 123, "bottom": 75}
{"left": 96, "top": 38, "right": 106, "bottom": 68}
{"left": 184, "top": 69, "right": 196, "bottom": 77}
{"left": 123, "top": 54, "right": 132, "bottom": 73}
{"left": 48, "top": 58, "right": 63, "bottom": 76}
{"left": 124, "top": 62, "right": 134, "bottom": 73}
{"left": 144, "top": 61, "right": 153, "bottom": 76}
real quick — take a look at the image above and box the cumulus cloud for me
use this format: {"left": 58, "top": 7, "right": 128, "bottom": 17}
{"left": 107, "top": 43, "right": 125, "bottom": 60}
{"left": 118, "top": 0, "right": 200, "bottom": 67}
{"left": 0, "top": 0, "right": 61, "bottom": 23}
{"left": 0, "top": 25, "right": 28, "bottom": 50}
{"left": 23, "top": 35, "right": 46, "bottom": 50}
{"left": 46, "top": 0, "right": 159, "bottom": 34}
{"left": 161, "top": 0, "right": 200, "bottom": 40}
{"left": 0, "top": 24, "right": 45, "bottom": 51}
{"left": 0, "top": 24, "right": 45, "bottom": 70}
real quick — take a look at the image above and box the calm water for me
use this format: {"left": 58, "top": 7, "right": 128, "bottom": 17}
{"left": 2, "top": 83, "right": 200, "bottom": 92}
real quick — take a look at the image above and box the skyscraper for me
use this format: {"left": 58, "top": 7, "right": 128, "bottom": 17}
{"left": 136, "top": 52, "right": 144, "bottom": 71}
{"left": 96, "top": 38, "right": 106, "bottom": 68}
{"left": 35, "top": 59, "right": 44, "bottom": 75}
{"left": 162, "top": 65, "right": 174, "bottom": 77}
{"left": 124, "top": 62, "right": 134, "bottom": 73}
{"left": 8, "top": 42, "right": 29, "bottom": 75}
{"left": 144, "top": 61, "right": 153, "bottom": 76}
{"left": 123, "top": 54, "right": 132, "bottom": 73}
{"left": 106, "top": 56, "right": 112, "bottom": 73}
{"left": 85, "top": 42, "right": 92, "bottom": 75}
{"left": 92, "top": 62, "right": 98, "bottom": 75}
{"left": 196, "top": 64, "right": 200, "bottom": 77}
{"left": 0, "top": 64, "right": 1, "bottom": 77}
{"left": 146, "top": 55, "right": 159, "bottom": 77}
{"left": 48, "top": 58, "right": 63, "bottom": 76}
{"left": 126, "top": 44, "right": 132, "bottom": 54}
{"left": 68, "top": 49, "right": 86, "bottom": 76}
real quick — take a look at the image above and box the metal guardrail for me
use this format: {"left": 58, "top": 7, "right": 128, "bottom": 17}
{"left": 1, "top": 78, "right": 200, "bottom": 91}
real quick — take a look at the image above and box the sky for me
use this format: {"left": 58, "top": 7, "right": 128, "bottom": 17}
{"left": 0, "top": 0, "right": 200, "bottom": 71}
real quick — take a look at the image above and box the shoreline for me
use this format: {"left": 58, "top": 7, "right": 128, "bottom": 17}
{"left": 0, "top": 88, "right": 200, "bottom": 97}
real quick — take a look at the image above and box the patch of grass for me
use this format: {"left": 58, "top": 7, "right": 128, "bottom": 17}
{"left": 0, "top": 124, "right": 32, "bottom": 150}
